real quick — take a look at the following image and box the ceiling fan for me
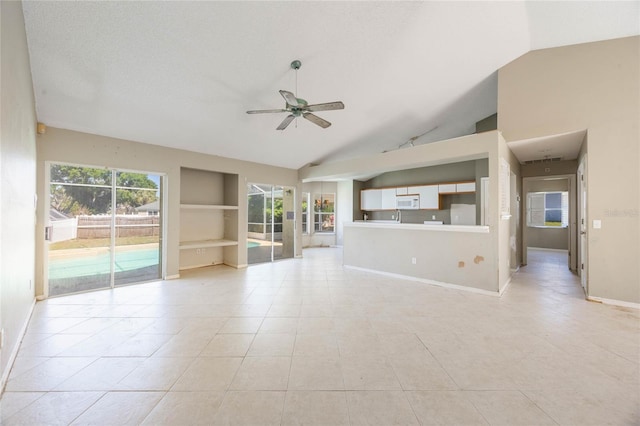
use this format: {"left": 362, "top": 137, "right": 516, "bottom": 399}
{"left": 246, "top": 60, "right": 345, "bottom": 130}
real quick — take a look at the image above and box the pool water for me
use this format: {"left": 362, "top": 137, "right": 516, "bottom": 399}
{"left": 49, "top": 248, "right": 160, "bottom": 279}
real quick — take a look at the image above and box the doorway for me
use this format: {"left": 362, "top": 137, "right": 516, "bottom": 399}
{"left": 247, "top": 183, "right": 295, "bottom": 264}
{"left": 46, "top": 163, "right": 163, "bottom": 297}
{"left": 522, "top": 174, "right": 577, "bottom": 272}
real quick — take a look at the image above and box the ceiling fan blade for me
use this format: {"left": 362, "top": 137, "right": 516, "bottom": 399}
{"left": 276, "top": 114, "right": 296, "bottom": 130}
{"left": 303, "top": 112, "right": 331, "bottom": 129}
{"left": 279, "top": 90, "right": 300, "bottom": 107}
{"left": 246, "top": 109, "right": 287, "bottom": 114}
{"left": 305, "top": 101, "right": 345, "bottom": 112}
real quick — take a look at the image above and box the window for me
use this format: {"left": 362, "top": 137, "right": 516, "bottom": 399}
{"left": 314, "top": 193, "right": 335, "bottom": 233}
{"left": 301, "top": 192, "right": 310, "bottom": 235}
{"left": 527, "top": 191, "right": 568, "bottom": 227}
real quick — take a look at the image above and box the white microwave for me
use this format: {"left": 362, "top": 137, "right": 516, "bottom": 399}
{"left": 396, "top": 195, "right": 420, "bottom": 209}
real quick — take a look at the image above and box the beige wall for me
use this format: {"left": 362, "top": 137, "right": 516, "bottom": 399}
{"left": 305, "top": 131, "right": 518, "bottom": 294}
{"left": 498, "top": 133, "right": 522, "bottom": 290}
{"left": 36, "top": 128, "right": 300, "bottom": 295}
{"left": 499, "top": 36, "right": 640, "bottom": 304}
{"left": 344, "top": 226, "right": 496, "bottom": 292}
{"left": 0, "top": 0, "right": 38, "bottom": 389}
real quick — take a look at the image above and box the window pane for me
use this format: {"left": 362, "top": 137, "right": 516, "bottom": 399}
{"left": 314, "top": 193, "right": 335, "bottom": 233}
{"left": 527, "top": 191, "right": 569, "bottom": 227}
{"left": 302, "top": 192, "right": 309, "bottom": 234}
{"left": 545, "top": 209, "right": 563, "bottom": 225}
{"left": 545, "top": 192, "right": 562, "bottom": 209}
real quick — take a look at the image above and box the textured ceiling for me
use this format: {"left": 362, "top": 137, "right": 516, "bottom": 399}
{"left": 22, "top": 1, "right": 639, "bottom": 170}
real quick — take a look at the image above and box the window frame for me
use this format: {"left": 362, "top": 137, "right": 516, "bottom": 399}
{"left": 527, "top": 191, "right": 569, "bottom": 228}
{"left": 313, "top": 193, "right": 335, "bottom": 234}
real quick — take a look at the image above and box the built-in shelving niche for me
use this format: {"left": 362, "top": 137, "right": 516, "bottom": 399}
{"left": 179, "top": 167, "right": 239, "bottom": 270}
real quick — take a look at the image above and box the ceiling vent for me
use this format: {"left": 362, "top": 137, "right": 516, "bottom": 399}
{"left": 523, "top": 157, "right": 563, "bottom": 165}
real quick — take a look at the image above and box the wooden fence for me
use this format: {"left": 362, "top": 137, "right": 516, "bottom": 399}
{"left": 77, "top": 215, "right": 160, "bottom": 239}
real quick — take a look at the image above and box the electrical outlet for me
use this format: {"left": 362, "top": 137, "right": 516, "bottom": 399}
{"left": 196, "top": 248, "right": 201, "bottom": 255}
{"left": 411, "top": 257, "right": 417, "bottom": 265}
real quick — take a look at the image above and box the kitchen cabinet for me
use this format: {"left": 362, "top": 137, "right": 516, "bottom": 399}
{"left": 456, "top": 182, "right": 476, "bottom": 192}
{"left": 381, "top": 188, "right": 397, "bottom": 210}
{"left": 408, "top": 185, "right": 439, "bottom": 209}
{"left": 361, "top": 189, "right": 382, "bottom": 210}
{"left": 438, "top": 183, "right": 457, "bottom": 193}
{"left": 360, "top": 180, "right": 476, "bottom": 211}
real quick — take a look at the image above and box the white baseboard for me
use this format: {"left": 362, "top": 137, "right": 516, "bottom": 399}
{"left": 1, "top": 298, "right": 36, "bottom": 394}
{"left": 344, "top": 265, "right": 500, "bottom": 297}
{"left": 499, "top": 276, "right": 513, "bottom": 296}
{"left": 165, "top": 274, "right": 180, "bottom": 280}
{"left": 224, "top": 262, "right": 248, "bottom": 269}
{"left": 588, "top": 296, "right": 640, "bottom": 310}
{"left": 528, "top": 247, "right": 568, "bottom": 253}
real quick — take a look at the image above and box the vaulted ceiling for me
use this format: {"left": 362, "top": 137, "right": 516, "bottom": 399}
{"left": 22, "top": 1, "right": 639, "bottom": 169}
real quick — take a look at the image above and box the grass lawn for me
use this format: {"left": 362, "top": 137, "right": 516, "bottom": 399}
{"left": 50, "top": 236, "right": 159, "bottom": 250}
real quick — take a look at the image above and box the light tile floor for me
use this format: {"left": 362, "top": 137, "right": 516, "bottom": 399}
{"left": 1, "top": 248, "right": 639, "bottom": 425}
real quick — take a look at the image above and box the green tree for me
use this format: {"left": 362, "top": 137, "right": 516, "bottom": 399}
{"left": 50, "top": 165, "right": 158, "bottom": 215}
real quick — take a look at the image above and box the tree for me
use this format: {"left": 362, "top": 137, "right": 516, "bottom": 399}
{"left": 50, "top": 165, "right": 158, "bottom": 215}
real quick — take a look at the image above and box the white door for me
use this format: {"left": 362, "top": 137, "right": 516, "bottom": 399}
{"left": 578, "top": 156, "right": 588, "bottom": 292}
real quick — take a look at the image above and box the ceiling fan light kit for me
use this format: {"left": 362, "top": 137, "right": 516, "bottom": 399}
{"left": 246, "top": 60, "right": 344, "bottom": 130}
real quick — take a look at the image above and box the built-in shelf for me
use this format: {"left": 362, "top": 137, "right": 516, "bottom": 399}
{"left": 179, "top": 239, "right": 239, "bottom": 250}
{"left": 180, "top": 204, "right": 238, "bottom": 210}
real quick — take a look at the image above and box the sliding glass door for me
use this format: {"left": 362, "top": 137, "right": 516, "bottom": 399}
{"left": 47, "top": 164, "right": 162, "bottom": 296}
{"left": 247, "top": 183, "right": 295, "bottom": 264}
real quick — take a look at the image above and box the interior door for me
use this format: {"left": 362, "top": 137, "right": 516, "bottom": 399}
{"left": 578, "top": 156, "right": 588, "bottom": 292}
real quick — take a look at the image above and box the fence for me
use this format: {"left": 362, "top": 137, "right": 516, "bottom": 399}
{"left": 51, "top": 218, "right": 78, "bottom": 243}
{"left": 76, "top": 215, "right": 160, "bottom": 239}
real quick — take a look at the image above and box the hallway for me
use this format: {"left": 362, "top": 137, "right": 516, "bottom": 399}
{"left": 1, "top": 247, "right": 638, "bottom": 425}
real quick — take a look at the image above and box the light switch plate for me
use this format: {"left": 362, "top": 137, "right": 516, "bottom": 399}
{"left": 593, "top": 219, "right": 602, "bottom": 229}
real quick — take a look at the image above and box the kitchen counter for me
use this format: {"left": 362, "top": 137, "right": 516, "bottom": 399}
{"left": 350, "top": 221, "right": 489, "bottom": 233}
{"left": 344, "top": 220, "right": 496, "bottom": 294}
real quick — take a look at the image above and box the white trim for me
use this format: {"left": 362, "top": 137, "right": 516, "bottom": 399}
{"left": 588, "top": 296, "right": 640, "bottom": 310}
{"left": 347, "top": 222, "right": 490, "bottom": 233}
{"left": 499, "top": 276, "right": 513, "bottom": 296}
{"left": 344, "top": 265, "right": 500, "bottom": 297}
{"left": 1, "top": 298, "right": 37, "bottom": 394}
{"left": 165, "top": 274, "right": 180, "bottom": 280}
{"left": 528, "top": 247, "right": 569, "bottom": 253}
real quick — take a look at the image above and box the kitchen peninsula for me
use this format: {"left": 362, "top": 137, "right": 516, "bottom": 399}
{"left": 343, "top": 221, "right": 495, "bottom": 294}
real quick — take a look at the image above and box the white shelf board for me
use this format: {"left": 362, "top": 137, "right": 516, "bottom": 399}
{"left": 179, "top": 239, "right": 239, "bottom": 250}
{"left": 180, "top": 204, "right": 238, "bottom": 210}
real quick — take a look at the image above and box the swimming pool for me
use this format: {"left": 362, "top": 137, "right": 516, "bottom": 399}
{"left": 49, "top": 248, "right": 160, "bottom": 279}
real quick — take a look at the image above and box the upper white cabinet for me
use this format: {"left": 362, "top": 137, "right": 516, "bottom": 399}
{"left": 361, "top": 180, "right": 475, "bottom": 211}
{"left": 456, "top": 182, "right": 476, "bottom": 193}
{"left": 361, "top": 189, "right": 382, "bottom": 210}
{"left": 381, "top": 188, "right": 397, "bottom": 210}
{"left": 438, "top": 183, "right": 457, "bottom": 194}
{"left": 408, "top": 185, "right": 439, "bottom": 209}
